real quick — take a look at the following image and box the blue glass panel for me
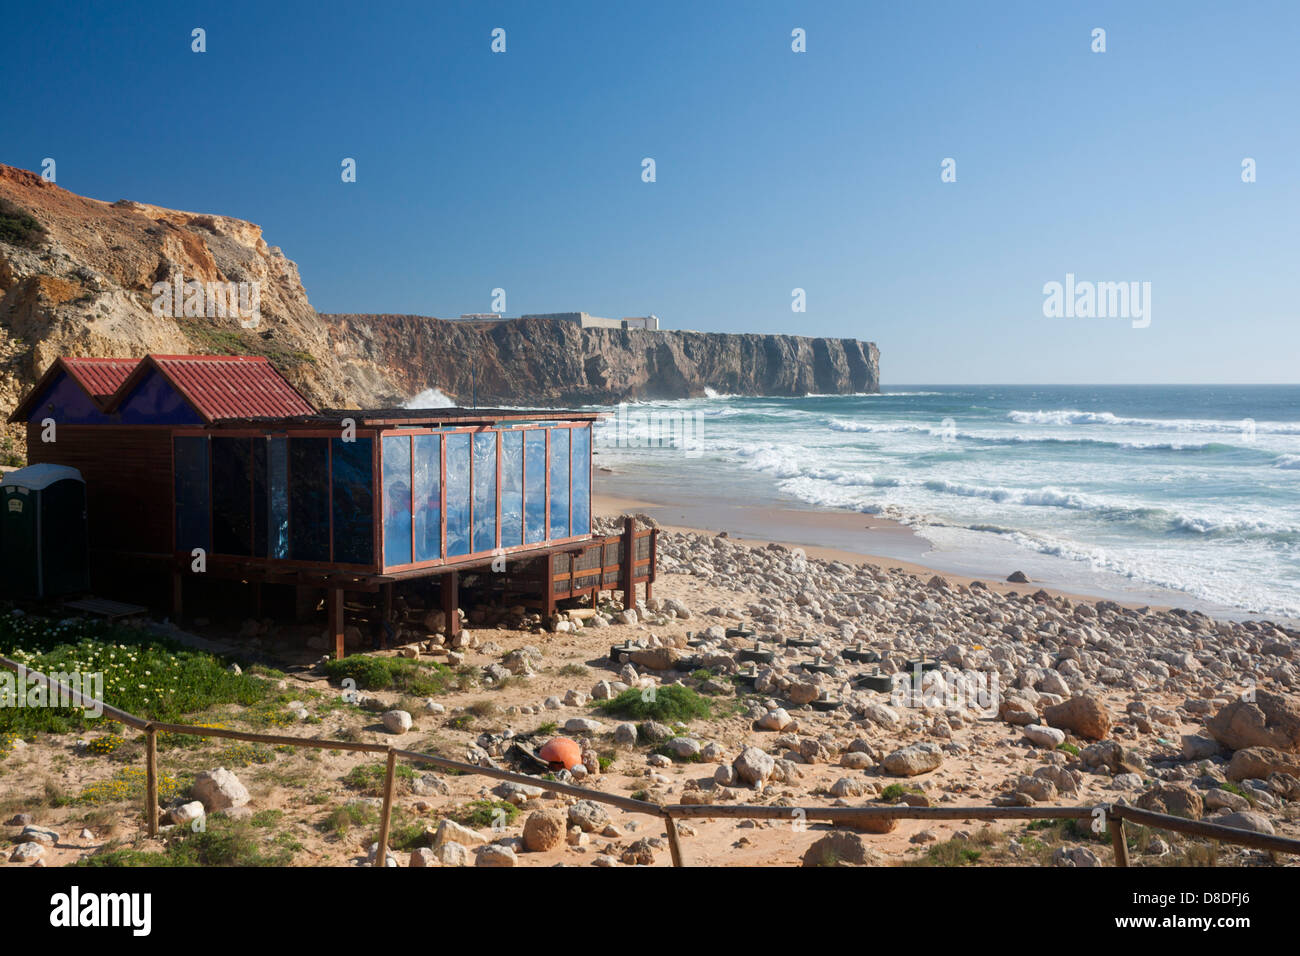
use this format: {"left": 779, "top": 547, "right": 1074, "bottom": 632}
{"left": 472, "top": 432, "right": 497, "bottom": 553}
{"left": 289, "top": 439, "right": 330, "bottom": 561}
{"left": 524, "top": 430, "right": 546, "bottom": 544}
{"left": 332, "top": 437, "right": 374, "bottom": 565}
{"left": 268, "top": 437, "right": 288, "bottom": 559}
{"left": 413, "top": 435, "right": 441, "bottom": 561}
{"left": 571, "top": 425, "right": 591, "bottom": 536}
{"left": 117, "top": 369, "right": 204, "bottom": 425}
{"left": 445, "top": 433, "right": 471, "bottom": 556}
{"left": 500, "top": 431, "right": 523, "bottom": 547}
{"left": 549, "top": 428, "right": 570, "bottom": 539}
{"left": 173, "top": 436, "right": 209, "bottom": 552}
{"left": 382, "top": 435, "right": 412, "bottom": 567}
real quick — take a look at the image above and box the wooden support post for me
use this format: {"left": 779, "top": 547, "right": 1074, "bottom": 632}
{"left": 252, "top": 581, "right": 262, "bottom": 619}
{"left": 381, "top": 583, "right": 393, "bottom": 649}
{"left": 621, "top": 516, "right": 636, "bottom": 608}
{"left": 145, "top": 725, "right": 158, "bottom": 838}
{"left": 663, "top": 813, "right": 685, "bottom": 867}
{"left": 442, "top": 570, "right": 461, "bottom": 638}
{"left": 375, "top": 748, "right": 398, "bottom": 867}
{"left": 328, "top": 587, "right": 345, "bottom": 661}
{"left": 171, "top": 570, "right": 183, "bottom": 622}
{"left": 646, "top": 528, "right": 657, "bottom": 603}
{"left": 1110, "top": 813, "right": 1130, "bottom": 867}
{"left": 542, "top": 554, "right": 556, "bottom": 618}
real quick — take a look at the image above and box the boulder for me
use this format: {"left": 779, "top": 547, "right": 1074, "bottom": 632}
{"left": 433, "top": 819, "right": 486, "bottom": 847}
{"left": 382, "top": 710, "right": 413, "bottom": 734}
{"left": 1226, "top": 746, "right": 1300, "bottom": 781}
{"left": 1207, "top": 692, "right": 1300, "bottom": 752}
{"left": 1135, "top": 783, "right": 1203, "bottom": 820}
{"left": 629, "top": 647, "right": 680, "bottom": 671}
{"left": 434, "top": 841, "right": 471, "bottom": 866}
{"left": 802, "top": 831, "right": 884, "bottom": 866}
{"left": 1043, "top": 695, "right": 1112, "bottom": 740}
{"left": 409, "top": 847, "right": 438, "bottom": 867}
{"left": 1213, "top": 810, "right": 1275, "bottom": 835}
{"left": 733, "top": 746, "right": 775, "bottom": 787}
{"left": 476, "top": 844, "right": 518, "bottom": 867}
{"left": 191, "top": 768, "right": 250, "bottom": 811}
{"left": 881, "top": 743, "right": 943, "bottom": 777}
{"left": 1023, "top": 724, "right": 1066, "bottom": 748}
{"left": 568, "top": 800, "right": 610, "bottom": 833}
{"left": 522, "top": 809, "right": 566, "bottom": 851}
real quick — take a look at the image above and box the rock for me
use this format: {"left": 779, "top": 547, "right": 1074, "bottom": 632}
{"left": 1204, "top": 788, "right": 1250, "bottom": 812}
{"left": 1136, "top": 783, "right": 1204, "bottom": 820}
{"left": 1043, "top": 695, "right": 1112, "bottom": 740}
{"left": 802, "top": 831, "right": 884, "bottom": 866}
{"left": 568, "top": 800, "right": 610, "bottom": 833}
{"left": 9, "top": 842, "right": 44, "bottom": 863}
{"left": 1213, "top": 810, "right": 1275, "bottom": 835}
{"left": 829, "top": 776, "right": 868, "bottom": 798}
{"left": 840, "top": 751, "right": 873, "bottom": 770}
{"left": 629, "top": 647, "right": 680, "bottom": 671}
{"left": 476, "top": 844, "right": 518, "bottom": 867}
{"left": 409, "top": 847, "right": 438, "bottom": 867}
{"left": 881, "top": 743, "right": 943, "bottom": 777}
{"left": 1180, "top": 733, "right": 1223, "bottom": 760}
{"left": 167, "top": 802, "right": 206, "bottom": 827}
{"left": 757, "top": 708, "right": 792, "bottom": 731}
{"left": 1206, "top": 691, "right": 1300, "bottom": 752}
{"left": 665, "top": 737, "right": 702, "bottom": 759}
{"left": 433, "top": 819, "right": 487, "bottom": 847}
{"left": 382, "top": 710, "right": 413, "bottom": 734}
{"left": 714, "top": 764, "right": 737, "bottom": 786}
{"left": 1007, "top": 571, "right": 1031, "bottom": 583}
{"left": 1052, "top": 846, "right": 1101, "bottom": 867}
{"left": 18, "top": 825, "right": 58, "bottom": 845}
{"left": 1226, "top": 746, "right": 1300, "bottom": 781}
{"left": 1015, "top": 775, "right": 1058, "bottom": 802}
{"left": 614, "top": 722, "right": 638, "bottom": 746}
{"left": 733, "top": 746, "right": 776, "bottom": 786}
{"left": 621, "top": 837, "right": 657, "bottom": 866}
{"left": 522, "top": 809, "right": 566, "bottom": 851}
{"left": 366, "top": 842, "right": 399, "bottom": 867}
{"left": 434, "top": 841, "right": 471, "bottom": 866}
{"left": 191, "top": 768, "right": 250, "bottom": 811}
{"left": 5, "top": 813, "right": 34, "bottom": 827}
{"left": 788, "top": 681, "right": 820, "bottom": 705}
{"left": 1023, "top": 724, "right": 1066, "bottom": 748}
{"left": 563, "top": 717, "right": 604, "bottom": 734}
{"left": 857, "top": 702, "right": 900, "bottom": 728}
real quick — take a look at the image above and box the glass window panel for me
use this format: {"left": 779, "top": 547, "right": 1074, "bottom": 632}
{"left": 472, "top": 432, "right": 497, "bottom": 553}
{"left": 445, "top": 433, "right": 471, "bottom": 556}
{"left": 268, "top": 437, "right": 289, "bottom": 559}
{"left": 382, "top": 435, "right": 412, "bottom": 567}
{"left": 289, "top": 438, "right": 330, "bottom": 562}
{"left": 549, "top": 428, "right": 570, "bottom": 539}
{"left": 173, "top": 436, "right": 210, "bottom": 553}
{"left": 252, "top": 439, "right": 268, "bottom": 557}
{"left": 211, "top": 437, "right": 252, "bottom": 555}
{"left": 500, "top": 431, "right": 523, "bottom": 547}
{"left": 571, "top": 425, "right": 591, "bottom": 536}
{"left": 524, "top": 430, "right": 546, "bottom": 544}
{"left": 413, "top": 434, "right": 441, "bottom": 561}
{"left": 331, "top": 437, "right": 374, "bottom": 565}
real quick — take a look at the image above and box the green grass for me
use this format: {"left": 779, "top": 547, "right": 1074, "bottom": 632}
{"left": 322, "top": 801, "right": 378, "bottom": 838}
{"left": 321, "top": 655, "right": 453, "bottom": 696}
{"left": 594, "top": 685, "right": 712, "bottom": 723}
{"left": 342, "top": 761, "right": 419, "bottom": 795}
{"left": 0, "top": 615, "right": 272, "bottom": 735}
{"left": 880, "top": 783, "right": 924, "bottom": 802}
{"left": 452, "top": 799, "right": 519, "bottom": 829}
{"left": 1058, "top": 742, "right": 1081, "bottom": 756}
{"left": 77, "top": 817, "right": 299, "bottom": 867}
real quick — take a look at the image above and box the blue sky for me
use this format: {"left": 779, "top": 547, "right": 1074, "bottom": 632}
{"left": 3, "top": 0, "right": 1297, "bottom": 383}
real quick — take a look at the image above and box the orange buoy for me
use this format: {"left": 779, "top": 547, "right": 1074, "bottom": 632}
{"left": 538, "top": 736, "right": 582, "bottom": 770}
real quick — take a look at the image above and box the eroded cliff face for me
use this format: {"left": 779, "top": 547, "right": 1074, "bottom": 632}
{"left": 0, "top": 163, "right": 878, "bottom": 456}
{"left": 322, "top": 313, "right": 878, "bottom": 406}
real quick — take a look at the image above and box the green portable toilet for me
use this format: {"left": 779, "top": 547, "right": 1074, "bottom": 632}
{"left": 0, "top": 464, "right": 90, "bottom": 599}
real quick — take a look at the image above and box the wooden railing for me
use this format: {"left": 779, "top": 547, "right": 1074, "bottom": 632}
{"left": 3, "top": 655, "right": 1298, "bottom": 867}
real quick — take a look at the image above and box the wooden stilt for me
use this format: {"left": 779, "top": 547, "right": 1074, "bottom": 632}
{"left": 328, "top": 587, "right": 345, "bottom": 660}
{"left": 542, "top": 555, "right": 556, "bottom": 618}
{"left": 441, "top": 571, "right": 460, "bottom": 638}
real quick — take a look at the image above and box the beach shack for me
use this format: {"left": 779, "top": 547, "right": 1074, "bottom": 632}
{"left": 11, "top": 355, "right": 655, "bottom": 656}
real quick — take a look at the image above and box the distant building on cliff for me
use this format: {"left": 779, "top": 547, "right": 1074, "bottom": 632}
{"left": 456, "top": 311, "right": 661, "bottom": 330}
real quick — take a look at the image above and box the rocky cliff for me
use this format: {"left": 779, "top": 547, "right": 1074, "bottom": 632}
{"left": 321, "top": 313, "right": 879, "bottom": 406}
{"left": 0, "top": 163, "right": 878, "bottom": 460}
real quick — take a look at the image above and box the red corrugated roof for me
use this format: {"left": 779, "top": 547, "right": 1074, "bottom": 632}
{"left": 61, "top": 358, "right": 141, "bottom": 407}
{"left": 140, "top": 355, "right": 316, "bottom": 422}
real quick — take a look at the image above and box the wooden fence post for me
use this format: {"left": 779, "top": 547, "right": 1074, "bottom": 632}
{"left": 145, "top": 725, "right": 158, "bottom": 838}
{"left": 1110, "top": 813, "right": 1130, "bottom": 867}
{"left": 663, "top": 813, "right": 685, "bottom": 867}
{"left": 375, "top": 749, "right": 398, "bottom": 867}
{"left": 328, "top": 587, "right": 345, "bottom": 660}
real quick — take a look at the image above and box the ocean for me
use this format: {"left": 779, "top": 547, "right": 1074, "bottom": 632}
{"left": 591, "top": 385, "right": 1300, "bottom": 623}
